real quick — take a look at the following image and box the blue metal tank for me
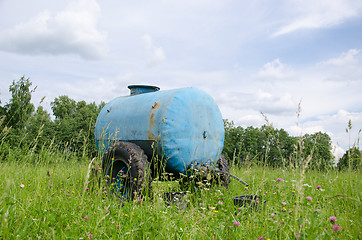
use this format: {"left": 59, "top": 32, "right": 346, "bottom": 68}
{"left": 95, "top": 85, "right": 224, "bottom": 174}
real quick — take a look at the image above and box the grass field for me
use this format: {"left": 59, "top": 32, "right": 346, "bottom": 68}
{"left": 0, "top": 157, "right": 360, "bottom": 239}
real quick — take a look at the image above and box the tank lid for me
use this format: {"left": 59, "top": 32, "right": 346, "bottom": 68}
{"left": 128, "top": 85, "right": 160, "bottom": 96}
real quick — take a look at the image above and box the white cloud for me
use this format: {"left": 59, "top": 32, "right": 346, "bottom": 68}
{"left": 0, "top": 0, "right": 107, "bottom": 60}
{"left": 314, "top": 49, "right": 362, "bottom": 83}
{"left": 256, "top": 58, "right": 297, "bottom": 81}
{"left": 286, "top": 109, "right": 362, "bottom": 152}
{"left": 255, "top": 91, "right": 296, "bottom": 115}
{"left": 273, "top": 0, "right": 362, "bottom": 36}
{"left": 320, "top": 49, "right": 359, "bottom": 67}
{"left": 142, "top": 34, "right": 166, "bottom": 66}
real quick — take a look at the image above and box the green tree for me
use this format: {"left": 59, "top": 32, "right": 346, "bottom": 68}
{"left": 222, "top": 119, "right": 241, "bottom": 161}
{"left": 337, "top": 147, "right": 361, "bottom": 170}
{"left": 260, "top": 126, "right": 297, "bottom": 167}
{"left": 51, "top": 96, "right": 104, "bottom": 158}
{"left": 5, "top": 76, "right": 35, "bottom": 130}
{"left": 51, "top": 95, "right": 77, "bottom": 120}
{"left": 0, "top": 97, "right": 5, "bottom": 117}
{"left": 303, "top": 132, "right": 334, "bottom": 170}
{"left": 25, "top": 106, "right": 54, "bottom": 150}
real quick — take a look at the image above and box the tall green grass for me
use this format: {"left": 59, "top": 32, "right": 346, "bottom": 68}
{"left": 0, "top": 157, "right": 360, "bottom": 239}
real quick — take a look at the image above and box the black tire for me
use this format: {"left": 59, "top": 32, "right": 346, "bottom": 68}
{"left": 216, "top": 154, "right": 231, "bottom": 188}
{"left": 102, "top": 142, "right": 152, "bottom": 200}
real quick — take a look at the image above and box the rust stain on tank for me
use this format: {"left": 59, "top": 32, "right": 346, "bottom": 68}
{"left": 148, "top": 102, "right": 160, "bottom": 140}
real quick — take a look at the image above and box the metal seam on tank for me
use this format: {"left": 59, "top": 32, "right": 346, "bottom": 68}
{"left": 148, "top": 101, "right": 160, "bottom": 140}
{"left": 158, "top": 89, "right": 182, "bottom": 158}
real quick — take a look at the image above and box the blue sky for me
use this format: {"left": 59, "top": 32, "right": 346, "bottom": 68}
{"left": 0, "top": 0, "right": 361, "bottom": 159}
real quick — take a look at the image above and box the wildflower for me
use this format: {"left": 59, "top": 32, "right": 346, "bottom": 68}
{"left": 282, "top": 202, "right": 286, "bottom": 205}
{"left": 88, "top": 234, "right": 93, "bottom": 239}
{"left": 329, "top": 216, "right": 337, "bottom": 223}
{"left": 199, "top": 203, "right": 205, "bottom": 207}
{"left": 50, "top": 185, "right": 53, "bottom": 187}
{"left": 306, "top": 196, "right": 312, "bottom": 201}
{"left": 107, "top": 210, "right": 110, "bottom": 214}
{"left": 84, "top": 216, "right": 89, "bottom": 221}
{"left": 276, "top": 178, "right": 282, "bottom": 182}
{"left": 317, "top": 185, "right": 321, "bottom": 189}
{"left": 86, "top": 188, "right": 89, "bottom": 191}
{"left": 66, "top": 194, "right": 70, "bottom": 197}
{"left": 78, "top": 206, "right": 81, "bottom": 210}
{"left": 333, "top": 224, "right": 341, "bottom": 232}
{"left": 295, "top": 233, "right": 301, "bottom": 238}
{"left": 213, "top": 210, "right": 218, "bottom": 213}
{"left": 20, "top": 184, "right": 25, "bottom": 189}
{"left": 289, "top": 210, "right": 293, "bottom": 213}
{"left": 245, "top": 186, "right": 248, "bottom": 189}
{"left": 218, "top": 201, "right": 223, "bottom": 205}
{"left": 233, "top": 221, "right": 240, "bottom": 226}
{"left": 138, "top": 198, "right": 143, "bottom": 203}
{"left": 259, "top": 237, "right": 264, "bottom": 240}
{"left": 271, "top": 213, "right": 275, "bottom": 218}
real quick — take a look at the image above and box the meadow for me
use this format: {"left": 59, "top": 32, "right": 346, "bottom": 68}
{"left": 0, "top": 155, "right": 360, "bottom": 239}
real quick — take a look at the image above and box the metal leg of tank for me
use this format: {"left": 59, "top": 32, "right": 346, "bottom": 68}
{"left": 178, "top": 155, "right": 231, "bottom": 191}
{"left": 102, "top": 142, "right": 152, "bottom": 201}
{"left": 215, "top": 154, "right": 231, "bottom": 188}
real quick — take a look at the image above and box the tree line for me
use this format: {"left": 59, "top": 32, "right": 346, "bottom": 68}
{"left": 0, "top": 76, "right": 360, "bottom": 169}
{"left": 222, "top": 120, "right": 360, "bottom": 170}
{"left": 0, "top": 76, "right": 105, "bottom": 161}
{"left": 222, "top": 120, "right": 336, "bottom": 169}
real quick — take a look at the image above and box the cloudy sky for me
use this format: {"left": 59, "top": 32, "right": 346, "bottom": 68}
{"left": 0, "top": 0, "right": 361, "bottom": 158}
